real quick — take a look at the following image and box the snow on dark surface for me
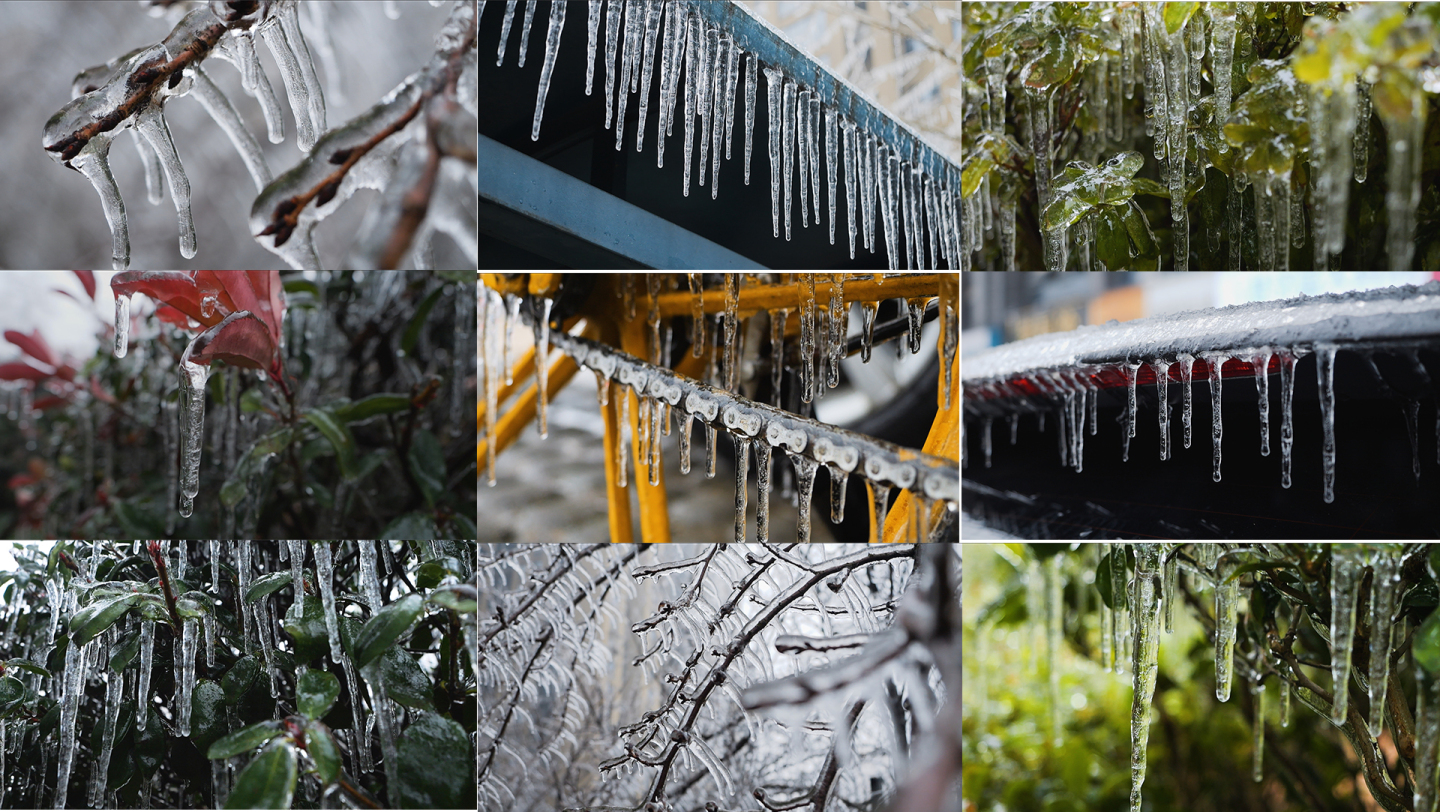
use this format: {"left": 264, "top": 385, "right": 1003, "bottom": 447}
{"left": 963, "top": 282, "right": 1440, "bottom": 384}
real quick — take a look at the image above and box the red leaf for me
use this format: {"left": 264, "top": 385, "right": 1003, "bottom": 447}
{"left": 4, "top": 329, "right": 56, "bottom": 367}
{"left": 0, "top": 362, "right": 48, "bottom": 381}
{"left": 33, "top": 396, "right": 69, "bottom": 411}
{"left": 72, "top": 270, "right": 97, "bottom": 300}
{"left": 185, "top": 311, "right": 276, "bottom": 370}
{"left": 112, "top": 271, "right": 223, "bottom": 329}
{"left": 154, "top": 304, "right": 196, "bottom": 329}
{"left": 89, "top": 375, "right": 116, "bottom": 404}
{"left": 7, "top": 473, "right": 36, "bottom": 490}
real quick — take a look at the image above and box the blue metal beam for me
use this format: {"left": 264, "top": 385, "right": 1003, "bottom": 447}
{"left": 478, "top": 132, "right": 768, "bottom": 270}
{"left": 696, "top": 0, "right": 959, "bottom": 182}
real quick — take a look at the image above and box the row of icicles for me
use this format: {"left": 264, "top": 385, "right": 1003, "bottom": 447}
{"left": 478, "top": 274, "right": 958, "bottom": 545}
{"left": 965, "top": 345, "right": 1380, "bottom": 503}
{"left": 979, "top": 544, "right": 1411, "bottom": 812}
{"left": 492, "top": 0, "right": 962, "bottom": 270}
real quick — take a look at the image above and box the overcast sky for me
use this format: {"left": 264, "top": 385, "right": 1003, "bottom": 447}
{"left": 0, "top": 271, "right": 115, "bottom": 365}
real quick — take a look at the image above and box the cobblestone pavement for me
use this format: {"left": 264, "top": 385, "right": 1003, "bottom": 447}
{"left": 478, "top": 369, "right": 815, "bottom": 545}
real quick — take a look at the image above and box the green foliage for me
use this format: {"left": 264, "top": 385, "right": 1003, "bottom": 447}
{"left": 965, "top": 543, "right": 1436, "bottom": 812}
{"left": 963, "top": 1, "right": 1440, "bottom": 270}
{"left": 0, "top": 541, "right": 478, "bottom": 810}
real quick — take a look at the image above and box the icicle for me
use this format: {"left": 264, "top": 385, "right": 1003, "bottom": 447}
{"left": 1205, "top": 354, "right": 1226, "bottom": 482}
{"left": 1153, "top": 360, "right": 1171, "bottom": 461}
{"left": 825, "top": 106, "right": 837, "bottom": 244}
{"left": 204, "top": 612, "right": 216, "bottom": 669}
{"left": 482, "top": 290, "right": 503, "bottom": 486}
{"left": 859, "top": 301, "right": 877, "bottom": 363}
{"left": 696, "top": 24, "right": 716, "bottom": 183}
{"left": 1354, "top": 79, "right": 1371, "bottom": 183}
{"left": 1317, "top": 344, "right": 1337, "bottom": 503}
{"left": 765, "top": 67, "right": 781, "bottom": 235}
{"left": 799, "top": 275, "right": 817, "bottom": 403}
{"left": 1044, "top": 554, "right": 1063, "bottom": 746}
{"left": 92, "top": 648, "right": 124, "bottom": 808}
{"left": 586, "top": 0, "right": 602, "bottom": 94}
{"left": 1215, "top": 556, "right": 1238, "bottom": 702}
{"left": 722, "top": 274, "right": 740, "bottom": 391}
{"left": 679, "top": 411, "right": 694, "bottom": 474}
{"left": 885, "top": 151, "right": 903, "bottom": 271}
{"left": 770, "top": 309, "right": 787, "bottom": 407}
{"left": 789, "top": 452, "right": 818, "bottom": 543}
{"left": 1330, "top": 545, "right": 1363, "bottom": 725}
{"left": 314, "top": 543, "right": 344, "bottom": 664}
{"left": 1368, "top": 549, "right": 1401, "bottom": 739}
{"left": 808, "top": 94, "right": 821, "bottom": 227}
{"left": 178, "top": 358, "right": 211, "bottom": 518}
{"left": 1121, "top": 362, "right": 1136, "bottom": 462}
{"left": 1404, "top": 399, "right": 1422, "bottom": 482}
{"left": 782, "top": 80, "right": 796, "bottom": 240}
{"left": 1252, "top": 677, "right": 1265, "bottom": 782}
{"left": 535, "top": 297, "right": 553, "bottom": 438}
{"left": 843, "top": 119, "right": 857, "bottom": 258}
{"left": 530, "top": 0, "right": 567, "bottom": 140}
{"left": 614, "top": 0, "right": 641, "bottom": 151}
{"left": 755, "top": 440, "right": 772, "bottom": 543}
{"left": 704, "top": 423, "right": 717, "bottom": 479}
{"left": 604, "top": 0, "right": 623, "bottom": 128}
{"left": 618, "top": 385, "right": 631, "bottom": 487}
{"left": 722, "top": 35, "right": 739, "bottom": 163}
{"left": 114, "top": 293, "right": 131, "bottom": 357}
{"left": 1163, "top": 547, "right": 1178, "bottom": 633}
{"left": 635, "top": 0, "right": 660, "bottom": 152}
{"left": 797, "top": 90, "right": 810, "bottom": 226}
{"left": 1382, "top": 83, "right": 1424, "bottom": 272}
{"left": 744, "top": 51, "right": 756, "bottom": 184}
{"left": 1129, "top": 544, "right": 1163, "bottom": 812}
{"left": 516, "top": 0, "right": 537, "bottom": 67}
{"left": 682, "top": 11, "right": 698, "bottom": 193}
{"left": 733, "top": 436, "right": 750, "bottom": 542}
{"left": 56, "top": 637, "right": 91, "bottom": 810}
{"left": 827, "top": 273, "right": 845, "bottom": 389}
{"left": 176, "top": 617, "right": 197, "bottom": 736}
{"left": 657, "top": 1, "right": 681, "bottom": 166}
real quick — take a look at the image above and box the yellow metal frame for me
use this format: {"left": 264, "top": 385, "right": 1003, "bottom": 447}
{"left": 480, "top": 273, "right": 959, "bottom": 543}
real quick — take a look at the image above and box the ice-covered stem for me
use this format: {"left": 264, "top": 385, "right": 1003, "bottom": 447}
{"left": 634, "top": 545, "right": 914, "bottom": 802}
{"left": 253, "top": 0, "right": 478, "bottom": 258}
{"left": 1272, "top": 628, "right": 1411, "bottom": 811}
{"left": 147, "top": 541, "right": 182, "bottom": 629}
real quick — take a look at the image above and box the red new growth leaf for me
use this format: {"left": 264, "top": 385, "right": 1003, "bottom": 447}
{"left": 111, "top": 270, "right": 287, "bottom": 379}
{"left": 0, "top": 363, "right": 48, "bottom": 381}
{"left": 33, "top": 396, "right": 69, "bottom": 411}
{"left": 72, "top": 270, "right": 97, "bottom": 300}
{"left": 187, "top": 311, "right": 276, "bottom": 371}
{"left": 3, "top": 329, "right": 56, "bottom": 367}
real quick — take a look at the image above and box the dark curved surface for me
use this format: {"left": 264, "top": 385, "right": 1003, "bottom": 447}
{"left": 962, "top": 345, "right": 1440, "bottom": 539}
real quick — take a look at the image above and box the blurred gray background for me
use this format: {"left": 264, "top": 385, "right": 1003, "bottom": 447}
{"left": 0, "top": 0, "right": 463, "bottom": 270}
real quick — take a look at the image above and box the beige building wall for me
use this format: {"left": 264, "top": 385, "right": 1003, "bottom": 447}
{"left": 739, "top": 1, "right": 961, "bottom": 160}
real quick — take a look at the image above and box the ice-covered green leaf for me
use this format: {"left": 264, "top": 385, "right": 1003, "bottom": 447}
{"left": 394, "top": 712, "right": 474, "bottom": 809}
{"left": 1163, "top": 2, "right": 1199, "bottom": 35}
{"left": 306, "top": 722, "right": 341, "bottom": 785}
{"left": 225, "top": 740, "right": 297, "bottom": 809}
{"left": 296, "top": 670, "right": 340, "bottom": 720}
{"left": 208, "top": 721, "right": 283, "bottom": 760}
{"left": 244, "top": 571, "right": 292, "bottom": 603}
{"left": 1022, "top": 32, "right": 1079, "bottom": 88}
{"left": 354, "top": 592, "right": 424, "bottom": 669}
